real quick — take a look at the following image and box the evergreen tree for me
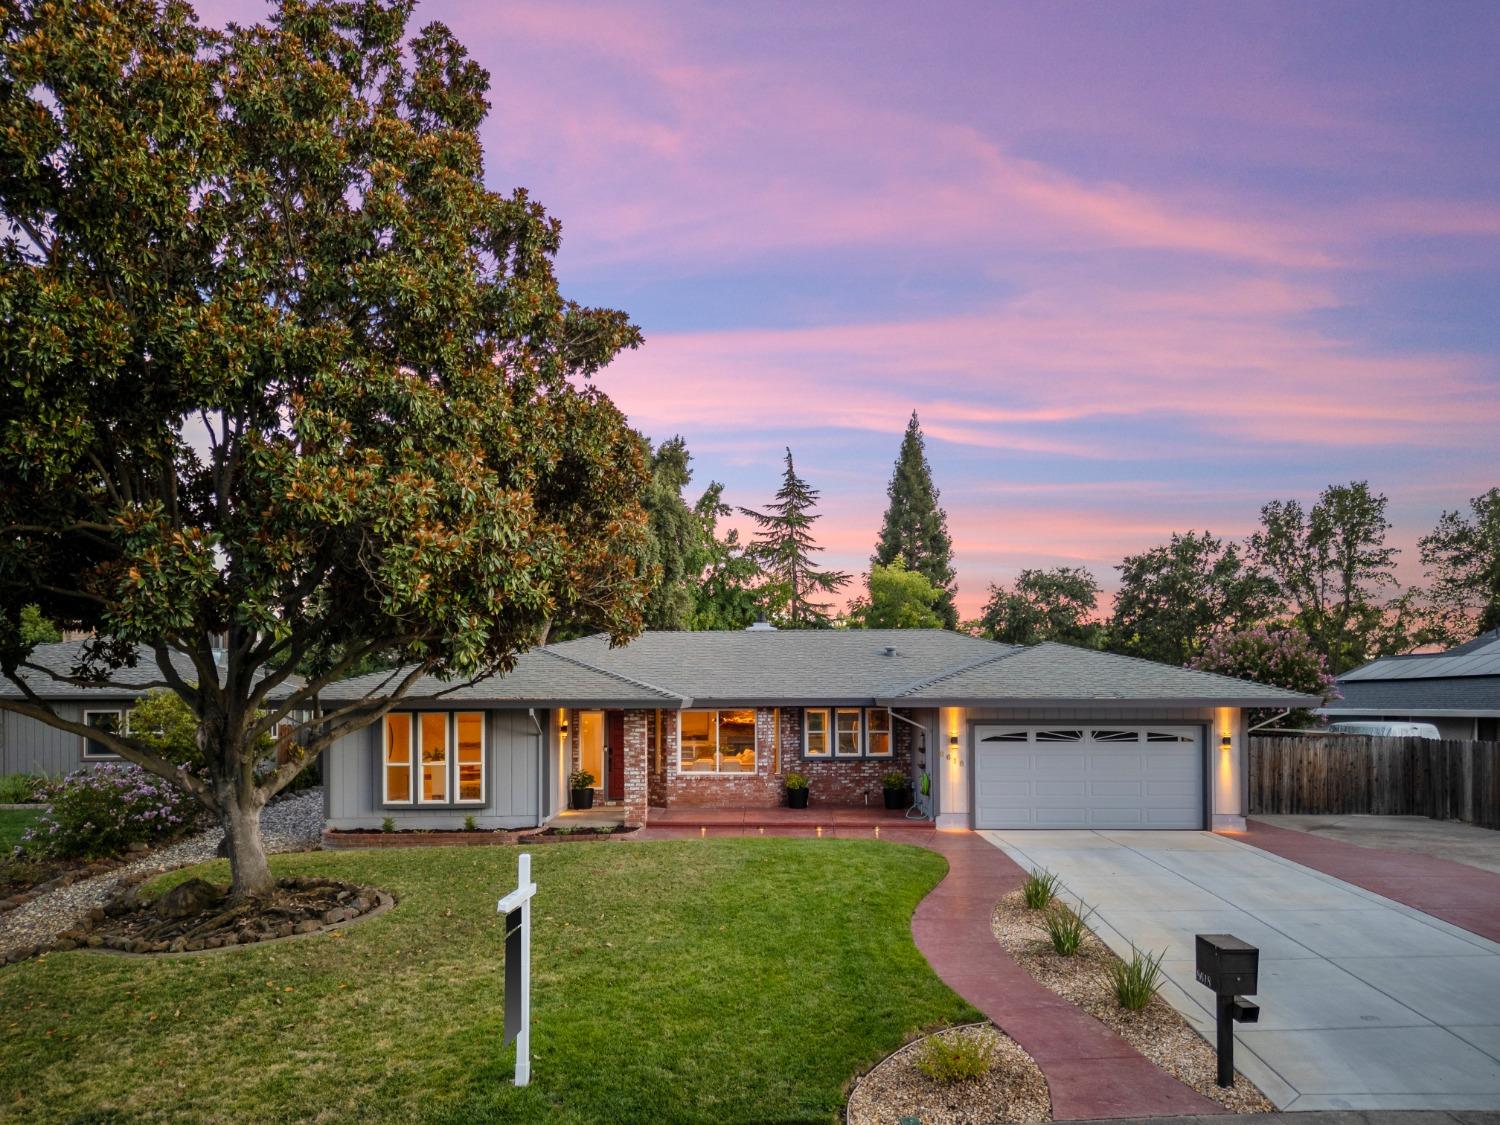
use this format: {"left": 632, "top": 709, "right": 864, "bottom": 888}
{"left": 741, "top": 449, "right": 850, "bottom": 627}
{"left": 689, "top": 482, "right": 763, "bottom": 630}
{"left": 639, "top": 436, "right": 709, "bottom": 630}
{"left": 873, "top": 412, "right": 957, "bottom": 627}
{"left": 845, "top": 560, "right": 946, "bottom": 629}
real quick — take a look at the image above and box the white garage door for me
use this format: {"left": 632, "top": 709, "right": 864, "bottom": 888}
{"left": 973, "top": 725, "right": 1204, "bottom": 830}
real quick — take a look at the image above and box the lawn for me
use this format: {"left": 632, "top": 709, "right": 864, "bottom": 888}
{"left": 0, "top": 838, "right": 973, "bottom": 1123}
{"left": 0, "top": 807, "right": 41, "bottom": 850}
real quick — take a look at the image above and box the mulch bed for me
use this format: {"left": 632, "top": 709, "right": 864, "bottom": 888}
{"left": 0, "top": 844, "right": 154, "bottom": 915}
{"left": 523, "top": 824, "right": 637, "bottom": 841}
{"left": 27, "top": 876, "right": 391, "bottom": 959}
{"left": 991, "top": 892, "right": 1272, "bottom": 1114}
{"left": 846, "top": 1022, "right": 1050, "bottom": 1125}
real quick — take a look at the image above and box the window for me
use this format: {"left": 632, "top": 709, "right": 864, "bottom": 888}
{"left": 1146, "top": 730, "right": 1194, "bottom": 743}
{"left": 1035, "top": 729, "right": 1083, "bottom": 742}
{"left": 835, "top": 709, "right": 862, "bottom": 757}
{"left": 678, "top": 710, "right": 757, "bottom": 774}
{"left": 455, "top": 712, "right": 484, "bottom": 802}
{"left": 82, "top": 709, "right": 126, "bottom": 760}
{"left": 384, "top": 713, "right": 413, "bottom": 803}
{"left": 804, "top": 708, "right": 830, "bottom": 757}
{"left": 981, "top": 730, "right": 1028, "bottom": 742}
{"left": 384, "top": 712, "right": 485, "bottom": 805}
{"left": 1091, "top": 729, "right": 1140, "bottom": 742}
{"left": 865, "top": 708, "right": 892, "bottom": 757}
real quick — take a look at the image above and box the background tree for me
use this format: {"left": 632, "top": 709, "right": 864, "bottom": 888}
{"left": 978, "top": 566, "right": 1103, "bottom": 647}
{"left": 1418, "top": 487, "right": 1500, "bottom": 643}
{"left": 845, "top": 560, "right": 945, "bottom": 629}
{"left": 1189, "top": 625, "right": 1338, "bottom": 726}
{"left": 871, "top": 412, "right": 957, "bottom": 627}
{"left": 687, "top": 482, "right": 763, "bottom": 630}
{"left": 1110, "top": 532, "right": 1277, "bottom": 665}
{"left": 638, "top": 436, "right": 710, "bottom": 631}
{"left": 1250, "top": 482, "right": 1400, "bottom": 673}
{"left": 18, "top": 605, "right": 60, "bottom": 647}
{"left": 741, "top": 449, "right": 849, "bottom": 627}
{"left": 0, "top": 0, "right": 649, "bottom": 900}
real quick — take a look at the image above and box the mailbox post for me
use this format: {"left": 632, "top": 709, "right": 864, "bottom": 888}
{"left": 1194, "top": 934, "right": 1260, "bottom": 1087}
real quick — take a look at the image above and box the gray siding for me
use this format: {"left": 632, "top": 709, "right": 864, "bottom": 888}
{"left": 1, "top": 701, "right": 134, "bottom": 777}
{"left": 324, "top": 707, "right": 548, "bottom": 830}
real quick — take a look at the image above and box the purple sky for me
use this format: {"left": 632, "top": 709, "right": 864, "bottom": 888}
{"left": 201, "top": 1, "right": 1500, "bottom": 618}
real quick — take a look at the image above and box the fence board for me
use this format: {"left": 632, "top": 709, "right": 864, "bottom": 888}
{"left": 1250, "top": 734, "right": 1500, "bottom": 827}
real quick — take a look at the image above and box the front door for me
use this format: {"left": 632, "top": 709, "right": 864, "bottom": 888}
{"left": 606, "top": 711, "right": 626, "bottom": 801}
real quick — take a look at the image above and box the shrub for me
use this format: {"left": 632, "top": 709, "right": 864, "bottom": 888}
{"left": 1110, "top": 945, "right": 1166, "bottom": 1011}
{"left": 463, "top": 814, "right": 477, "bottom": 831}
{"left": 569, "top": 770, "right": 596, "bottom": 790}
{"left": 1021, "top": 867, "right": 1062, "bottom": 910}
{"left": 784, "top": 772, "right": 809, "bottom": 790}
{"left": 1043, "top": 900, "right": 1096, "bottom": 956}
{"left": 381, "top": 816, "right": 396, "bottom": 834}
{"left": 0, "top": 772, "right": 48, "bottom": 804}
{"left": 914, "top": 1031, "right": 993, "bottom": 1084}
{"left": 881, "top": 771, "right": 907, "bottom": 791}
{"left": 21, "top": 765, "right": 201, "bottom": 859}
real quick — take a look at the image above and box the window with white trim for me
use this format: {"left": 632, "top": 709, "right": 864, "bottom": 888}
{"left": 865, "top": 708, "right": 892, "bottom": 757}
{"left": 804, "top": 708, "right": 831, "bottom": 757}
{"left": 383, "top": 712, "right": 486, "bottom": 805}
{"left": 678, "top": 709, "right": 756, "bottom": 774}
{"left": 82, "top": 708, "right": 126, "bottom": 760}
{"left": 835, "top": 708, "right": 862, "bottom": 756}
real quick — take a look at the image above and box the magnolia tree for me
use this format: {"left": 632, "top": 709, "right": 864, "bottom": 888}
{"left": 1189, "top": 626, "right": 1339, "bottom": 725}
{"left": 0, "top": 0, "right": 651, "bottom": 900}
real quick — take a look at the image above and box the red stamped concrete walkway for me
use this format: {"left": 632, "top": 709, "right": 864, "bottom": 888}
{"left": 1235, "top": 819, "right": 1500, "bottom": 944}
{"left": 630, "top": 823, "right": 1221, "bottom": 1120}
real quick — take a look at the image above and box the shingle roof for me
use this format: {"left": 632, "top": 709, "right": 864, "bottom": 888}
{"left": 315, "top": 629, "right": 1316, "bottom": 709}
{"left": 0, "top": 639, "right": 301, "bottom": 700}
{"left": 883, "top": 641, "right": 1318, "bottom": 707}
{"left": 1325, "top": 676, "right": 1500, "bottom": 716}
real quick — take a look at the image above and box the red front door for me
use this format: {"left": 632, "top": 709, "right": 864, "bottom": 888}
{"left": 606, "top": 711, "right": 626, "bottom": 801}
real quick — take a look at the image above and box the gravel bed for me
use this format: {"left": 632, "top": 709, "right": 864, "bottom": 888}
{"left": 0, "top": 788, "right": 324, "bottom": 962}
{"left": 991, "top": 891, "right": 1272, "bottom": 1114}
{"left": 846, "top": 1023, "right": 1050, "bottom": 1125}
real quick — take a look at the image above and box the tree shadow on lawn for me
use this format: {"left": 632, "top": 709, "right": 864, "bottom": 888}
{"left": 0, "top": 838, "right": 975, "bottom": 1124}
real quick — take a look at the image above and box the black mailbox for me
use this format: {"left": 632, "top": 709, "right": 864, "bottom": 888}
{"left": 1195, "top": 933, "right": 1259, "bottom": 996}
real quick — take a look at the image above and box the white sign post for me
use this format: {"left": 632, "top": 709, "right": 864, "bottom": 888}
{"left": 497, "top": 852, "right": 537, "bottom": 1086}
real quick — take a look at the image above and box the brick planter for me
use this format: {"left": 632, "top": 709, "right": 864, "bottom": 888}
{"left": 321, "top": 829, "right": 521, "bottom": 849}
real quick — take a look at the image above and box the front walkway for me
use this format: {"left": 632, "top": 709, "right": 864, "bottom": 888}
{"left": 986, "top": 829, "right": 1500, "bottom": 1111}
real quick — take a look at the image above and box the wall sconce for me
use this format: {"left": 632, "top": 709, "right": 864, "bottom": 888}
{"left": 1220, "top": 734, "right": 1232, "bottom": 750}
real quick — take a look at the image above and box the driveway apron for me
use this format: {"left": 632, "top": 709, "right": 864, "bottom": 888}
{"left": 984, "top": 829, "right": 1500, "bottom": 1112}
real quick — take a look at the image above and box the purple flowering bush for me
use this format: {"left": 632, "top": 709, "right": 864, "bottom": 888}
{"left": 1190, "top": 625, "right": 1340, "bottom": 724}
{"left": 21, "top": 764, "right": 204, "bottom": 859}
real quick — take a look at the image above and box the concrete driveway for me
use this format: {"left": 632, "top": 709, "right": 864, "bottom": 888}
{"left": 983, "top": 829, "right": 1500, "bottom": 1111}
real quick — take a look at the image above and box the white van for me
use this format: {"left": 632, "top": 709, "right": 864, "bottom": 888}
{"left": 1327, "top": 721, "right": 1442, "bottom": 740}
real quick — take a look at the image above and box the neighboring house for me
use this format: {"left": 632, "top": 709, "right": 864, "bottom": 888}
{"left": 1320, "top": 629, "right": 1500, "bottom": 742}
{"left": 0, "top": 639, "right": 301, "bottom": 777}
{"left": 318, "top": 627, "right": 1311, "bottom": 833}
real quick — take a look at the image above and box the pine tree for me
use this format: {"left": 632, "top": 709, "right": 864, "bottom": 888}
{"left": 740, "top": 449, "right": 850, "bottom": 627}
{"left": 873, "top": 411, "right": 958, "bottom": 627}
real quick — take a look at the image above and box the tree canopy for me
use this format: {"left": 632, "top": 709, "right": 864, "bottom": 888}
{"left": 740, "top": 449, "right": 849, "bottom": 628}
{"left": 979, "top": 566, "right": 1102, "bottom": 647}
{"left": 845, "top": 560, "right": 946, "bottom": 629}
{"left": 0, "top": 0, "right": 649, "bottom": 898}
{"left": 638, "top": 436, "right": 709, "bottom": 631}
{"left": 1189, "top": 624, "right": 1337, "bottom": 724}
{"left": 1419, "top": 487, "right": 1500, "bottom": 643}
{"left": 872, "top": 412, "right": 957, "bottom": 627}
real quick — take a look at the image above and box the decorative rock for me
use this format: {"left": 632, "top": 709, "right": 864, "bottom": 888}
{"left": 53, "top": 938, "right": 77, "bottom": 952}
{"left": 155, "top": 878, "right": 224, "bottom": 920}
{"left": 185, "top": 939, "right": 204, "bottom": 952}
{"left": 84, "top": 935, "right": 103, "bottom": 948}
{"left": 168, "top": 938, "right": 188, "bottom": 953}
{"left": 294, "top": 919, "right": 320, "bottom": 935}
{"left": 274, "top": 922, "right": 293, "bottom": 939}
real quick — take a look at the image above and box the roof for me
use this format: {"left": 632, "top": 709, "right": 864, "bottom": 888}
{"left": 1340, "top": 630, "right": 1500, "bottom": 683}
{"left": 1323, "top": 675, "right": 1500, "bottom": 717}
{"left": 883, "top": 642, "right": 1320, "bottom": 707}
{"left": 0, "top": 639, "right": 302, "bottom": 700}
{"left": 318, "top": 629, "right": 1316, "bottom": 710}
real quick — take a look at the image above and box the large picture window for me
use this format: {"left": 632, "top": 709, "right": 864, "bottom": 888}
{"left": 384, "top": 712, "right": 485, "bottom": 805}
{"left": 82, "top": 708, "right": 126, "bottom": 760}
{"left": 678, "top": 709, "right": 757, "bottom": 774}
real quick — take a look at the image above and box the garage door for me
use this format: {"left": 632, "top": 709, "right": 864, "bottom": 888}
{"left": 973, "top": 725, "right": 1204, "bottom": 830}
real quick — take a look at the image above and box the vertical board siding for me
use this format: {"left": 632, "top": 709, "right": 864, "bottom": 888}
{"left": 1249, "top": 735, "right": 1500, "bottom": 829}
{"left": 2, "top": 702, "right": 121, "bottom": 777}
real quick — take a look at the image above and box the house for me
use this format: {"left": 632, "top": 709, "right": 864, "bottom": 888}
{"left": 1320, "top": 629, "right": 1500, "bottom": 742}
{"left": 317, "top": 627, "right": 1313, "bottom": 833}
{"left": 0, "top": 638, "right": 301, "bottom": 777}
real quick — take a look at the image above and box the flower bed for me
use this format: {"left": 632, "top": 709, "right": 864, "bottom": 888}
{"left": 21, "top": 765, "right": 202, "bottom": 859}
{"left": 322, "top": 828, "right": 522, "bottom": 849}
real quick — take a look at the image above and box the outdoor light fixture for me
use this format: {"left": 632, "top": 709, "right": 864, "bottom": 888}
{"left": 1220, "top": 734, "right": 1232, "bottom": 750}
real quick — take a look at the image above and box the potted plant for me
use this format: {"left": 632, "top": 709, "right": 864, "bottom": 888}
{"left": 569, "top": 769, "right": 596, "bottom": 810}
{"left": 882, "top": 771, "right": 912, "bottom": 810}
{"left": 785, "top": 772, "right": 810, "bottom": 809}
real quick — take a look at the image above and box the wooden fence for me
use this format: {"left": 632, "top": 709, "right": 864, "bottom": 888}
{"left": 1249, "top": 734, "right": 1500, "bottom": 829}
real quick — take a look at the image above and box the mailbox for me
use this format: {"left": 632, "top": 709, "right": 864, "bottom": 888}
{"left": 1195, "top": 933, "right": 1259, "bottom": 996}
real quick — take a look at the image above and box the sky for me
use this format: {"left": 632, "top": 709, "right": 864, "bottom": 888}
{"left": 200, "top": 1, "right": 1500, "bottom": 619}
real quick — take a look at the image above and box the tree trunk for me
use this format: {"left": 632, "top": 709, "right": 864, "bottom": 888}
{"left": 221, "top": 790, "right": 275, "bottom": 902}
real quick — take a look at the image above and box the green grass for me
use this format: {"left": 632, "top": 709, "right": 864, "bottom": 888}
{"left": 0, "top": 839, "right": 973, "bottom": 1123}
{"left": 0, "top": 807, "right": 41, "bottom": 850}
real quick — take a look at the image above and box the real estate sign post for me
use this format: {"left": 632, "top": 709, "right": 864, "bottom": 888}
{"left": 498, "top": 852, "right": 537, "bottom": 1086}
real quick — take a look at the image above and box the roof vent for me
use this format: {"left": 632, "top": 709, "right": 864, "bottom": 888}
{"left": 746, "top": 616, "right": 777, "bottom": 632}
{"left": 883, "top": 645, "right": 897, "bottom": 657}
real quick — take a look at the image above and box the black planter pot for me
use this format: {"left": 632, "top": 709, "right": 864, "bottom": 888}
{"left": 883, "top": 787, "right": 912, "bottom": 810}
{"left": 570, "top": 787, "right": 595, "bottom": 810}
{"left": 786, "top": 787, "right": 809, "bottom": 809}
